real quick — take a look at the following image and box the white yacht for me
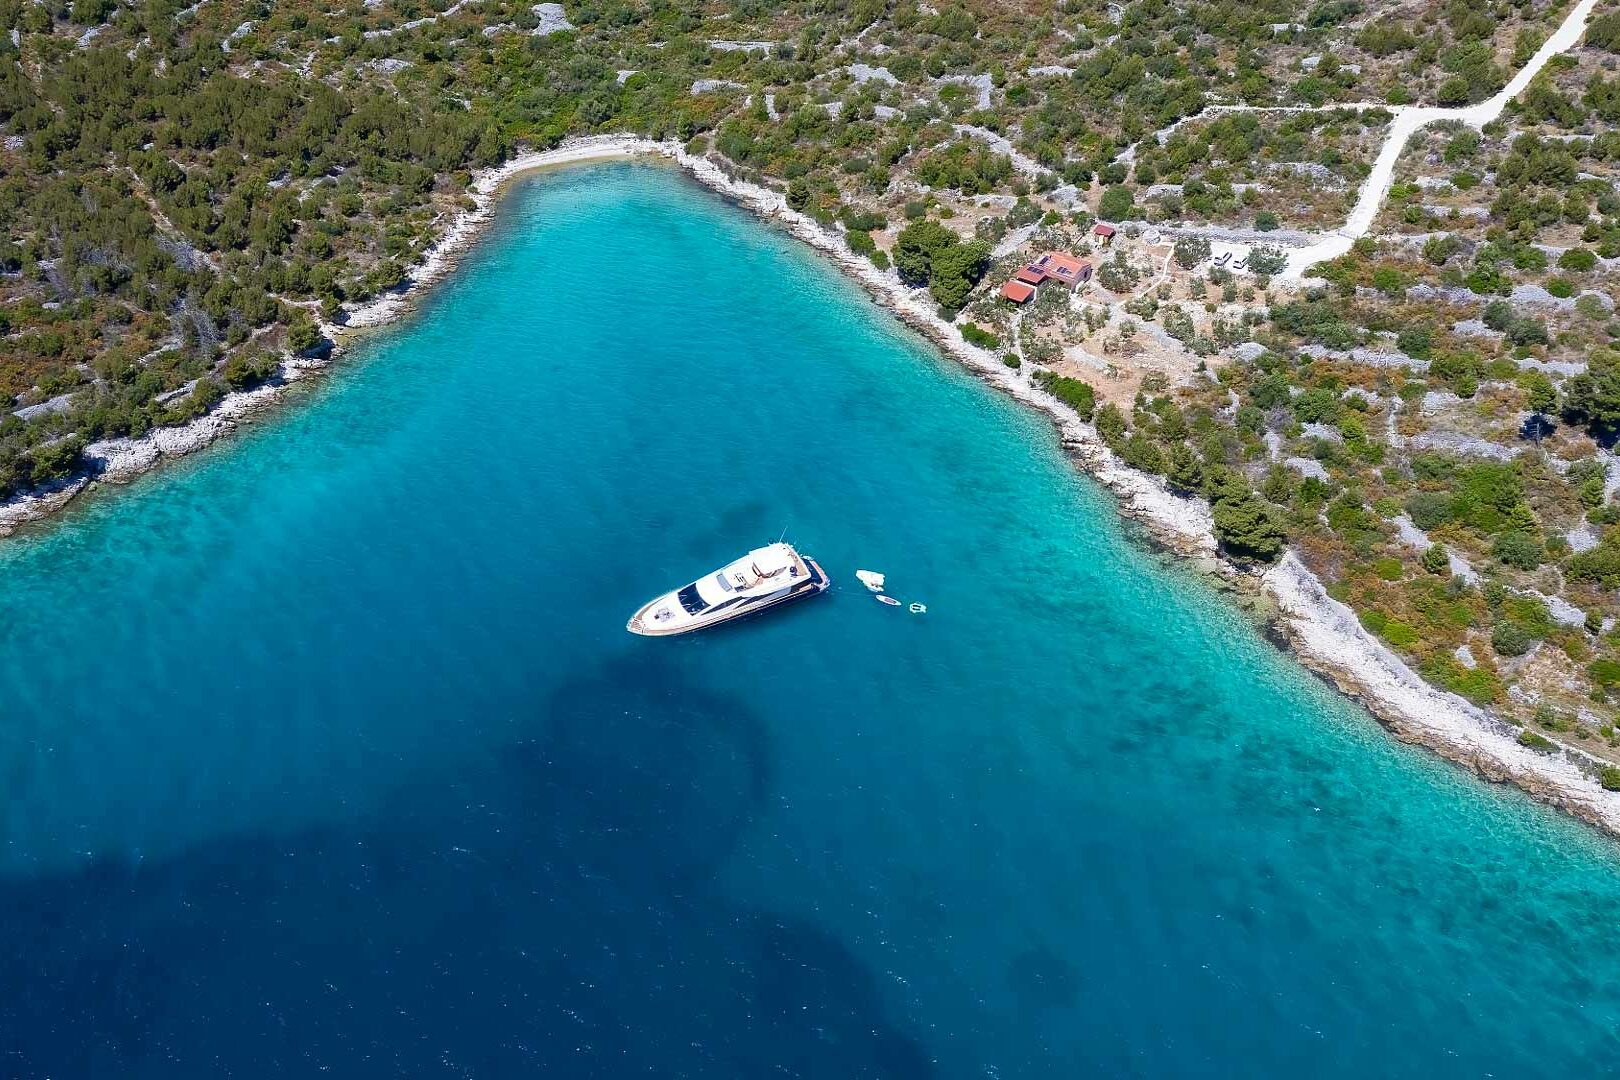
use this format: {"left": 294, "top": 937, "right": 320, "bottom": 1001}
{"left": 627, "top": 542, "right": 828, "bottom": 636}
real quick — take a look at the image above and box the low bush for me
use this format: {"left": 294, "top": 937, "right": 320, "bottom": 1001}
{"left": 1381, "top": 620, "right": 1420, "bottom": 648}
{"left": 1120, "top": 434, "right": 1166, "bottom": 475}
{"left": 1492, "top": 530, "right": 1543, "bottom": 570}
{"left": 1406, "top": 491, "right": 1453, "bottom": 530}
{"left": 1423, "top": 654, "right": 1503, "bottom": 704}
{"left": 1421, "top": 544, "right": 1450, "bottom": 574}
{"left": 1559, "top": 247, "right": 1598, "bottom": 272}
{"left": 1518, "top": 729, "right": 1557, "bottom": 753}
{"left": 1095, "top": 402, "right": 1127, "bottom": 445}
{"left": 222, "top": 353, "right": 276, "bottom": 391}
{"left": 285, "top": 312, "right": 322, "bottom": 354}
{"left": 26, "top": 436, "right": 86, "bottom": 485}
{"left": 1590, "top": 658, "right": 1620, "bottom": 686}
{"left": 960, "top": 323, "right": 1000, "bottom": 349}
{"left": 1500, "top": 595, "right": 1553, "bottom": 637}
{"left": 1033, "top": 371, "right": 1097, "bottom": 420}
{"left": 1492, "top": 621, "right": 1534, "bottom": 656}
{"left": 1247, "top": 247, "right": 1287, "bottom": 275}
{"left": 1213, "top": 485, "right": 1287, "bottom": 562}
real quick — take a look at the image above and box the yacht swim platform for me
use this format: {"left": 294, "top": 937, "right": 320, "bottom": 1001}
{"left": 627, "top": 542, "right": 828, "bottom": 636}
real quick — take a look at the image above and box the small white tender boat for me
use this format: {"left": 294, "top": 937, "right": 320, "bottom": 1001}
{"left": 876, "top": 595, "right": 901, "bottom": 607}
{"left": 855, "top": 570, "right": 886, "bottom": 593}
{"left": 627, "top": 542, "right": 828, "bottom": 636}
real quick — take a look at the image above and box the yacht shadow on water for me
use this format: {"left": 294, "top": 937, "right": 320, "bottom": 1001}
{"left": 0, "top": 653, "right": 934, "bottom": 1079}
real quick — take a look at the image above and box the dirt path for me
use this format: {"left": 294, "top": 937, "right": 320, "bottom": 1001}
{"left": 1096, "top": 0, "right": 1603, "bottom": 278}
{"left": 1280, "top": 0, "right": 1601, "bottom": 277}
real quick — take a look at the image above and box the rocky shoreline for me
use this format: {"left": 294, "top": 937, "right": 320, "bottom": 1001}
{"left": 645, "top": 140, "right": 1620, "bottom": 840}
{"left": 0, "top": 139, "right": 650, "bottom": 538}
{"left": 0, "top": 353, "right": 333, "bottom": 536}
{"left": 4, "top": 134, "right": 1617, "bottom": 839}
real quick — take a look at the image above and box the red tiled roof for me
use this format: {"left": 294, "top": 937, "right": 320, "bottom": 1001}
{"left": 1000, "top": 280, "right": 1037, "bottom": 303}
{"left": 1093, "top": 223, "right": 1116, "bottom": 236}
{"left": 1045, "top": 251, "right": 1087, "bottom": 281}
{"left": 1014, "top": 266, "right": 1047, "bottom": 285}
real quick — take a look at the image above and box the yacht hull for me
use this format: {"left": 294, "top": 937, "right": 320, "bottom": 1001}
{"left": 627, "top": 556, "right": 827, "bottom": 636}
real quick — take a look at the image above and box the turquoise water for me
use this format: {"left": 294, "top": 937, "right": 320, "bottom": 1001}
{"left": 3, "top": 162, "right": 1619, "bottom": 1076}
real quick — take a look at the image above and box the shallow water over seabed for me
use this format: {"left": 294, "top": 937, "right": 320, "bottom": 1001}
{"left": 2, "top": 162, "right": 1619, "bottom": 1077}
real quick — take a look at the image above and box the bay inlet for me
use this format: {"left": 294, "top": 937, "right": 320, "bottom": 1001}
{"left": 2, "top": 162, "right": 1619, "bottom": 1076}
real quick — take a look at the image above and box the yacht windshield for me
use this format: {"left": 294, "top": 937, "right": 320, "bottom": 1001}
{"left": 677, "top": 584, "right": 708, "bottom": 614}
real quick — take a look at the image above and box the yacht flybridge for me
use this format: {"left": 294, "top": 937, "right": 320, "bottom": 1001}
{"left": 627, "top": 542, "right": 828, "bottom": 636}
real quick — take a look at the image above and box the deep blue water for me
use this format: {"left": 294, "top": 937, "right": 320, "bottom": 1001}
{"left": 3, "top": 162, "right": 1620, "bottom": 1077}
